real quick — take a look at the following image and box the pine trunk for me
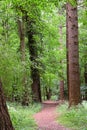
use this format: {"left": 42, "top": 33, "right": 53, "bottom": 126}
{"left": 66, "top": 2, "right": 81, "bottom": 106}
{"left": 0, "top": 81, "right": 14, "bottom": 130}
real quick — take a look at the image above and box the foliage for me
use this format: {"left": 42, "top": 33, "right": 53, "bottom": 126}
{"left": 0, "top": 0, "right": 87, "bottom": 101}
{"left": 7, "top": 102, "right": 42, "bottom": 130}
{"left": 0, "top": 0, "right": 32, "bottom": 100}
{"left": 57, "top": 101, "right": 87, "bottom": 130}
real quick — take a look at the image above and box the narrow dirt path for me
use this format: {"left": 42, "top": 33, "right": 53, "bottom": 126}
{"left": 34, "top": 101, "right": 70, "bottom": 130}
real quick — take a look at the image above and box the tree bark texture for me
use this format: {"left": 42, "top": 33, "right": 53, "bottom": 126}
{"left": 27, "top": 19, "right": 42, "bottom": 102}
{"left": 66, "top": 2, "right": 81, "bottom": 106}
{"left": 0, "top": 81, "right": 14, "bottom": 130}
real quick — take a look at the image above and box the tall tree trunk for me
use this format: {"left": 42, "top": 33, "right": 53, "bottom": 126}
{"left": 66, "top": 2, "right": 81, "bottom": 106}
{"left": 18, "top": 15, "right": 25, "bottom": 61}
{"left": 59, "top": 80, "right": 64, "bottom": 100}
{"left": 66, "top": 4, "right": 69, "bottom": 100}
{"left": 18, "top": 15, "right": 29, "bottom": 105}
{"left": 0, "top": 81, "right": 14, "bottom": 130}
{"left": 27, "top": 19, "right": 42, "bottom": 102}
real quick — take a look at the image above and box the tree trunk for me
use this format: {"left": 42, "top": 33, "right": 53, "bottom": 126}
{"left": 59, "top": 80, "right": 64, "bottom": 100}
{"left": 18, "top": 15, "right": 29, "bottom": 105}
{"left": 84, "top": 72, "right": 87, "bottom": 85}
{"left": 0, "top": 81, "right": 14, "bottom": 130}
{"left": 18, "top": 15, "right": 25, "bottom": 61}
{"left": 66, "top": 4, "right": 69, "bottom": 99}
{"left": 66, "top": 2, "right": 81, "bottom": 106}
{"left": 84, "top": 64, "right": 87, "bottom": 85}
{"left": 27, "top": 19, "right": 42, "bottom": 102}
{"left": 45, "top": 87, "right": 51, "bottom": 100}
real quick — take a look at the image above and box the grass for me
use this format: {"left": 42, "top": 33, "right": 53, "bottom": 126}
{"left": 7, "top": 102, "right": 42, "bottom": 130}
{"left": 57, "top": 101, "right": 87, "bottom": 130}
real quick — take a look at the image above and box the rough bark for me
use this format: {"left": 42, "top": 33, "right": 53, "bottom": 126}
{"left": 66, "top": 2, "right": 81, "bottom": 106}
{"left": 0, "top": 81, "right": 14, "bottom": 130}
{"left": 27, "top": 19, "right": 42, "bottom": 102}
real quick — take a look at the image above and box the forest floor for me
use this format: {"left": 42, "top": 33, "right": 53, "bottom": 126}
{"left": 34, "top": 100, "right": 71, "bottom": 130}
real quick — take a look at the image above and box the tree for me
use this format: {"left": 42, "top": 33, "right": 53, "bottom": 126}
{"left": 0, "top": 81, "right": 14, "bottom": 130}
{"left": 59, "top": 80, "right": 64, "bottom": 100}
{"left": 66, "top": 3, "right": 69, "bottom": 100}
{"left": 17, "top": 15, "right": 25, "bottom": 62}
{"left": 17, "top": 14, "right": 30, "bottom": 105}
{"left": 84, "top": 64, "right": 87, "bottom": 85}
{"left": 66, "top": 1, "right": 81, "bottom": 106}
{"left": 26, "top": 18, "right": 42, "bottom": 102}
{"left": 1, "top": 0, "right": 86, "bottom": 104}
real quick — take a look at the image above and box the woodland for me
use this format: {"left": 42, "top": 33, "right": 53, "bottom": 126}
{"left": 0, "top": 0, "right": 87, "bottom": 130}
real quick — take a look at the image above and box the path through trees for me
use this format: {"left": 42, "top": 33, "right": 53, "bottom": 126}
{"left": 34, "top": 101, "right": 70, "bottom": 130}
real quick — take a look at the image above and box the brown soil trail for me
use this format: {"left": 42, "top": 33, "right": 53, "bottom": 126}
{"left": 34, "top": 101, "right": 70, "bottom": 130}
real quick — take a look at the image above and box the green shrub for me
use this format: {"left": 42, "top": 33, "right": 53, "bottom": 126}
{"left": 57, "top": 101, "right": 87, "bottom": 130}
{"left": 7, "top": 102, "right": 42, "bottom": 130}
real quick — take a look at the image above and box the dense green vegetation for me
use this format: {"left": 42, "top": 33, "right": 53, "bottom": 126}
{"left": 7, "top": 102, "right": 41, "bottom": 130}
{"left": 0, "top": 0, "right": 87, "bottom": 129}
{"left": 0, "top": 0, "right": 66, "bottom": 102}
{"left": 57, "top": 101, "right": 87, "bottom": 130}
{"left": 0, "top": 0, "right": 87, "bottom": 102}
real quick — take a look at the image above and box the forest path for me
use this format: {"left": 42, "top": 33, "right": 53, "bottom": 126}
{"left": 34, "top": 100, "right": 70, "bottom": 130}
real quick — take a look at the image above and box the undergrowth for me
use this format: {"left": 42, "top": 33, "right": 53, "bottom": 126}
{"left": 7, "top": 102, "right": 41, "bottom": 130}
{"left": 57, "top": 101, "right": 87, "bottom": 130}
